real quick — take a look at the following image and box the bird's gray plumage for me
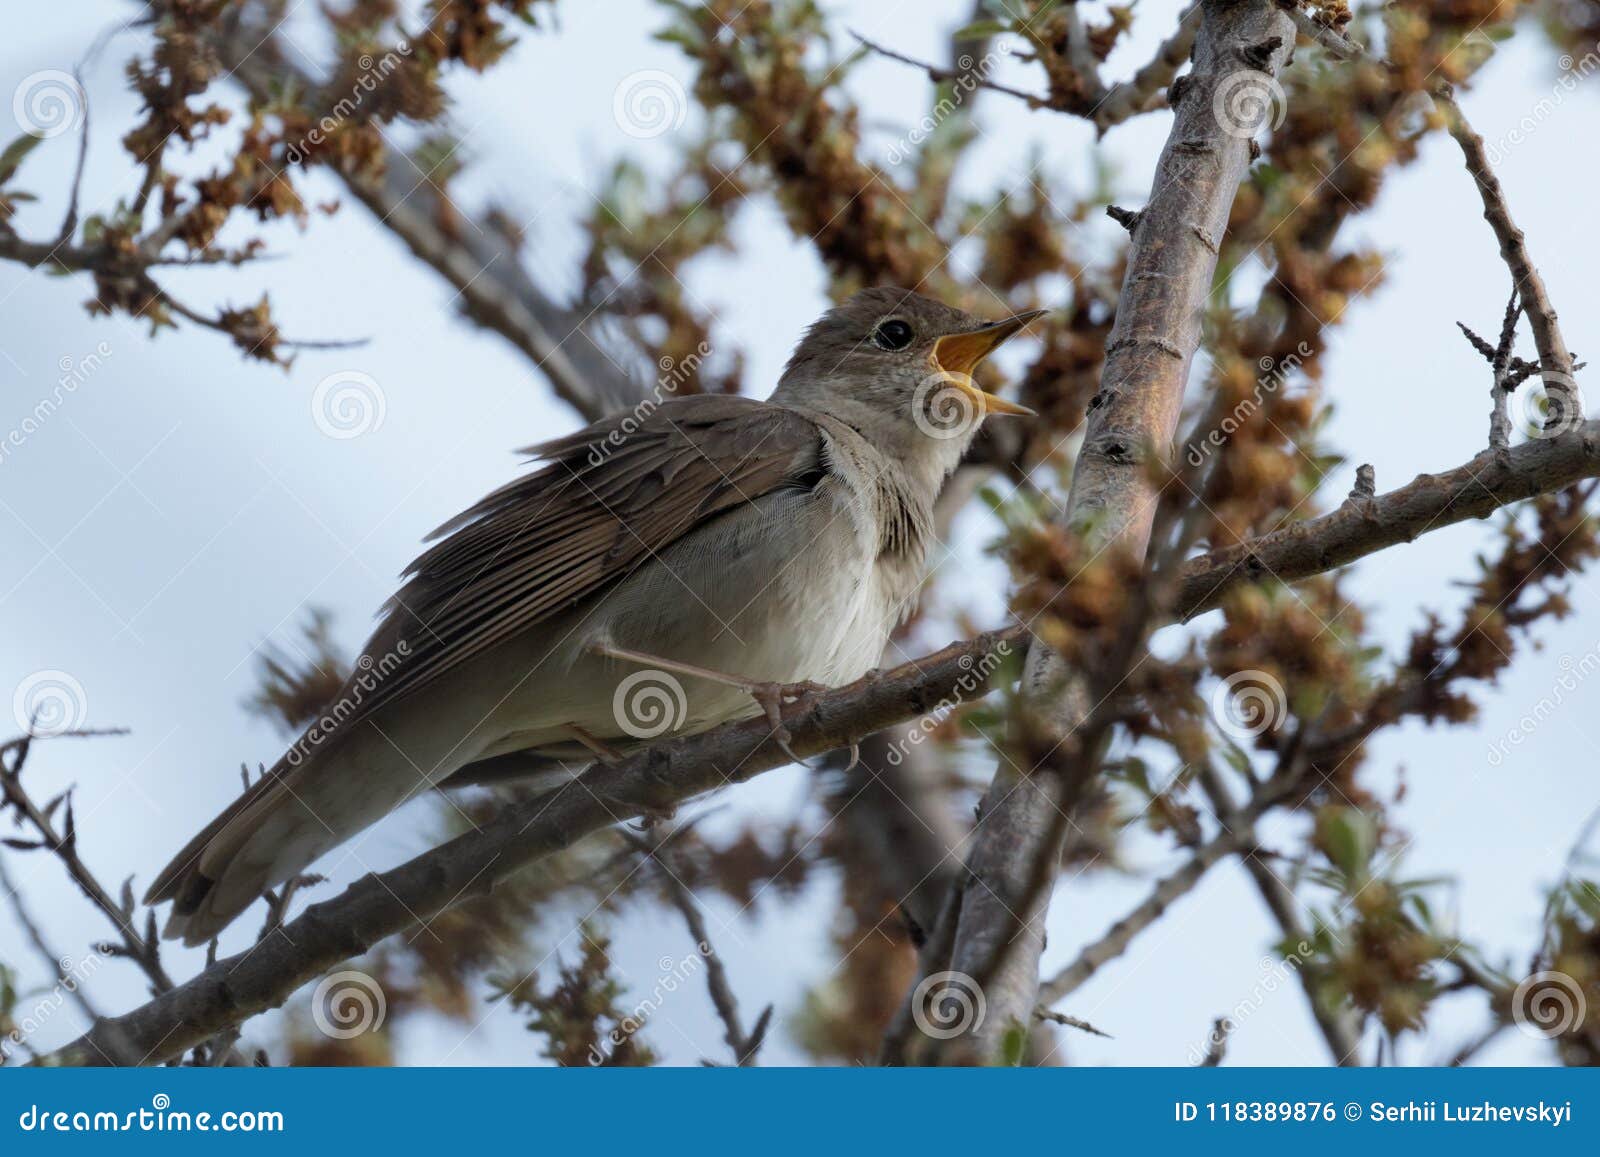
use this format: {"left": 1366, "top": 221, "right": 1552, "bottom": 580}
{"left": 148, "top": 287, "right": 1041, "bottom": 945}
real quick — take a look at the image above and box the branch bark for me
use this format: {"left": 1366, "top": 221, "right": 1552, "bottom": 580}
{"left": 936, "top": 0, "right": 1298, "bottom": 1063}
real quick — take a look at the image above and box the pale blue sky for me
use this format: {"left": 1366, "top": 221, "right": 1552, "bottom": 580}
{"left": 2, "top": 1, "right": 1597, "bottom": 1066}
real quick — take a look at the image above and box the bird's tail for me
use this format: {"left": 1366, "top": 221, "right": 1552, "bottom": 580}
{"left": 147, "top": 743, "right": 585, "bottom": 946}
{"left": 144, "top": 753, "right": 354, "bottom": 947}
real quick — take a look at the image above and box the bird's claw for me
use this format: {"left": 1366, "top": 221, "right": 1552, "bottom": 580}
{"left": 748, "top": 679, "right": 826, "bottom": 734}
{"left": 747, "top": 680, "right": 827, "bottom": 766}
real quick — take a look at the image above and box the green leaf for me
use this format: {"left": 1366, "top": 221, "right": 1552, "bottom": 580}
{"left": 0, "top": 134, "right": 43, "bottom": 185}
{"left": 1320, "top": 807, "right": 1377, "bottom": 880}
{"left": 951, "top": 19, "right": 1013, "bottom": 38}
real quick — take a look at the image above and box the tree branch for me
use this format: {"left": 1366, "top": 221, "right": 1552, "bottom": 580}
{"left": 935, "top": 0, "right": 1299, "bottom": 1063}
{"left": 1434, "top": 86, "right": 1581, "bottom": 427}
{"left": 207, "top": 10, "right": 646, "bottom": 422}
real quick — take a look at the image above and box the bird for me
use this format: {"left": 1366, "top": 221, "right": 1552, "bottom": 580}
{"left": 147, "top": 287, "right": 1044, "bottom": 945}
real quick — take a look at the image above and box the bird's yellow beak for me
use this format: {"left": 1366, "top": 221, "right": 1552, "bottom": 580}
{"left": 929, "top": 310, "right": 1047, "bottom": 417}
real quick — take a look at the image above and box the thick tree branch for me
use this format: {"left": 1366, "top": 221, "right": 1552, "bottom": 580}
{"left": 1176, "top": 427, "right": 1600, "bottom": 618}
{"left": 937, "top": 0, "right": 1298, "bottom": 1063}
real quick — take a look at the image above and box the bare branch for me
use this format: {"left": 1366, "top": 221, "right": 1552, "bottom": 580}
{"left": 207, "top": 14, "right": 646, "bottom": 422}
{"left": 0, "top": 732, "right": 171, "bottom": 996}
{"left": 624, "top": 829, "right": 768, "bottom": 1066}
{"left": 1091, "top": 4, "right": 1203, "bottom": 133}
{"left": 0, "top": 855, "right": 101, "bottom": 1022}
{"left": 1435, "top": 87, "right": 1581, "bottom": 428}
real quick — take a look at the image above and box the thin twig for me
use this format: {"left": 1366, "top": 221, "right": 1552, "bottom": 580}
{"left": 623, "top": 828, "right": 768, "bottom": 1066}
{"left": 0, "top": 855, "right": 102, "bottom": 1022}
{"left": 1435, "top": 86, "right": 1581, "bottom": 428}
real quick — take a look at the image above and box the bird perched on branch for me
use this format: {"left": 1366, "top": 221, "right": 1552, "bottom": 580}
{"left": 148, "top": 287, "right": 1043, "bottom": 945}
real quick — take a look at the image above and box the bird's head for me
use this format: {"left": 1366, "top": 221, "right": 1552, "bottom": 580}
{"left": 773, "top": 287, "right": 1044, "bottom": 470}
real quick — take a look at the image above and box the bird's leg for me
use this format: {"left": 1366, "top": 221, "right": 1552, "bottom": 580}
{"left": 562, "top": 722, "right": 624, "bottom": 764}
{"left": 589, "top": 642, "right": 827, "bottom": 756}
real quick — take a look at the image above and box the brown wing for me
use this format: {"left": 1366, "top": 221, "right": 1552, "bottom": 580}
{"left": 337, "top": 393, "right": 824, "bottom": 733}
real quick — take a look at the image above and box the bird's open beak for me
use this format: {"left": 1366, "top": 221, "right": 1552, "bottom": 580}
{"left": 930, "top": 310, "right": 1047, "bottom": 416}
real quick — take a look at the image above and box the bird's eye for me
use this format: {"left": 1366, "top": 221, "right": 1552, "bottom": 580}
{"left": 872, "top": 318, "right": 914, "bottom": 351}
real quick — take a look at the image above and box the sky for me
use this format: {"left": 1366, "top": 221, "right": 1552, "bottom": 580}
{"left": 2, "top": 0, "right": 1598, "bottom": 1067}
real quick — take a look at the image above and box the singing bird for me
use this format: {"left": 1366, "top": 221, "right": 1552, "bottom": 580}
{"left": 148, "top": 288, "right": 1043, "bottom": 945}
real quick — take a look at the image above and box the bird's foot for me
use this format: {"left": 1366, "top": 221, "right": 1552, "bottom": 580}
{"left": 747, "top": 680, "right": 827, "bottom": 763}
